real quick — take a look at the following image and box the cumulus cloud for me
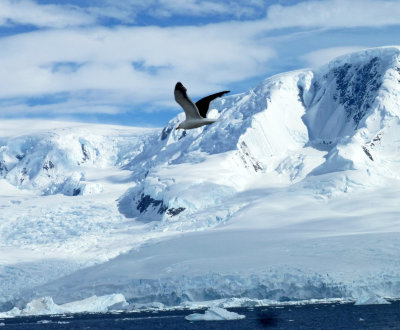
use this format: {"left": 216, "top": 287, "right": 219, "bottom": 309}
{"left": 2, "top": 0, "right": 400, "bottom": 30}
{"left": 0, "top": 23, "right": 275, "bottom": 115}
{"left": 1, "top": 0, "right": 400, "bottom": 121}
{"left": 92, "top": 0, "right": 267, "bottom": 21}
{"left": 88, "top": 0, "right": 400, "bottom": 28}
{"left": 0, "top": 0, "right": 93, "bottom": 28}
{"left": 150, "top": 0, "right": 264, "bottom": 18}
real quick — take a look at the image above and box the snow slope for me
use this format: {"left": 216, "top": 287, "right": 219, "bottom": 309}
{"left": 2, "top": 46, "right": 400, "bottom": 313}
{"left": 0, "top": 120, "right": 155, "bottom": 196}
{"left": 0, "top": 121, "right": 160, "bottom": 306}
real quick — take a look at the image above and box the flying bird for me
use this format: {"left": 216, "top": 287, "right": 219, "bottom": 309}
{"left": 174, "top": 82, "right": 230, "bottom": 130}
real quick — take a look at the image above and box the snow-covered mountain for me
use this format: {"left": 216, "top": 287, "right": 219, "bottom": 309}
{"left": 1, "top": 46, "right": 400, "bottom": 315}
{"left": 0, "top": 121, "right": 156, "bottom": 196}
{"left": 118, "top": 46, "right": 400, "bottom": 224}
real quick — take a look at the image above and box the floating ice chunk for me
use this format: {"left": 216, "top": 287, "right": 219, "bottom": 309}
{"left": 185, "top": 307, "right": 245, "bottom": 321}
{"left": 24, "top": 297, "right": 64, "bottom": 315}
{"left": 0, "top": 307, "right": 22, "bottom": 318}
{"left": 0, "top": 297, "right": 64, "bottom": 317}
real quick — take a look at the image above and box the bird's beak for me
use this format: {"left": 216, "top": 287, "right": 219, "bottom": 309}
{"left": 175, "top": 127, "right": 179, "bottom": 130}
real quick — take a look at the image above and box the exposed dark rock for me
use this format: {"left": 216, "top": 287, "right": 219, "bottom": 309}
{"left": 81, "top": 144, "right": 90, "bottom": 162}
{"left": 0, "top": 160, "right": 7, "bottom": 176}
{"left": 239, "top": 141, "right": 263, "bottom": 172}
{"left": 372, "top": 134, "right": 382, "bottom": 142}
{"left": 167, "top": 207, "right": 186, "bottom": 216}
{"left": 16, "top": 154, "right": 25, "bottom": 161}
{"left": 136, "top": 193, "right": 167, "bottom": 214}
{"left": 334, "top": 57, "right": 381, "bottom": 126}
{"left": 178, "top": 131, "right": 187, "bottom": 140}
{"left": 161, "top": 127, "right": 172, "bottom": 140}
{"left": 362, "top": 146, "right": 374, "bottom": 161}
{"left": 72, "top": 188, "right": 81, "bottom": 196}
{"left": 20, "top": 168, "right": 27, "bottom": 184}
{"left": 43, "top": 160, "right": 55, "bottom": 171}
{"left": 159, "top": 204, "right": 168, "bottom": 214}
{"left": 370, "top": 133, "right": 382, "bottom": 148}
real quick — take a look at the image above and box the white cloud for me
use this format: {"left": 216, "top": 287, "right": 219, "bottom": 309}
{"left": 2, "top": 0, "right": 400, "bottom": 120}
{"left": 0, "top": 23, "right": 276, "bottom": 115}
{"left": 302, "top": 46, "right": 367, "bottom": 67}
{"left": 89, "top": 0, "right": 400, "bottom": 28}
{"left": 151, "top": 0, "right": 263, "bottom": 18}
{"left": 0, "top": 0, "right": 93, "bottom": 28}
{"left": 265, "top": 0, "right": 400, "bottom": 29}
{"left": 2, "top": 0, "right": 400, "bottom": 30}
{"left": 85, "top": 0, "right": 267, "bottom": 22}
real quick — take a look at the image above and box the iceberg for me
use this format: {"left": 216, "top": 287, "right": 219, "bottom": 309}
{"left": 185, "top": 307, "right": 245, "bottom": 321}
{"left": 0, "top": 294, "right": 127, "bottom": 318}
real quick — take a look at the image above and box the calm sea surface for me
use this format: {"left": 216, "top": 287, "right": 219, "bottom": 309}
{"left": 1, "top": 300, "right": 400, "bottom": 329}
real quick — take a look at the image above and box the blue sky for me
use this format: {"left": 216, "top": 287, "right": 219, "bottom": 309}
{"left": 1, "top": 0, "right": 400, "bottom": 127}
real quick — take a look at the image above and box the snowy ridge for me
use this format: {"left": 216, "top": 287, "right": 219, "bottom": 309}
{"left": 118, "top": 69, "right": 316, "bottom": 223}
{"left": 2, "top": 46, "right": 400, "bottom": 315}
{"left": 303, "top": 47, "right": 400, "bottom": 178}
{"left": 119, "top": 46, "right": 400, "bottom": 222}
{"left": 0, "top": 121, "right": 156, "bottom": 196}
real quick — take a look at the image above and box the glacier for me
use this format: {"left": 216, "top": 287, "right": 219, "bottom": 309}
{"left": 1, "top": 46, "right": 400, "bottom": 315}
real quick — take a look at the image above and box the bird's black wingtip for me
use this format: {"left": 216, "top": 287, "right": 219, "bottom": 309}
{"left": 175, "top": 82, "right": 186, "bottom": 92}
{"left": 218, "top": 90, "right": 230, "bottom": 97}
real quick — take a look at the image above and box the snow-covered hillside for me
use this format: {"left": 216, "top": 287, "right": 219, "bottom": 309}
{"left": 119, "top": 46, "right": 400, "bottom": 223}
{"left": 0, "top": 121, "right": 155, "bottom": 196}
{"left": 1, "top": 46, "right": 400, "bottom": 315}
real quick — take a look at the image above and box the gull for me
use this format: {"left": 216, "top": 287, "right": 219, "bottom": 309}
{"left": 174, "top": 82, "right": 230, "bottom": 130}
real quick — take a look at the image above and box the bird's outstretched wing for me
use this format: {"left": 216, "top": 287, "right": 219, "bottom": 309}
{"left": 195, "top": 91, "right": 230, "bottom": 118}
{"left": 174, "top": 82, "right": 202, "bottom": 120}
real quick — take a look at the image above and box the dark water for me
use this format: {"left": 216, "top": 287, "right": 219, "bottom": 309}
{"left": 1, "top": 300, "right": 400, "bottom": 329}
